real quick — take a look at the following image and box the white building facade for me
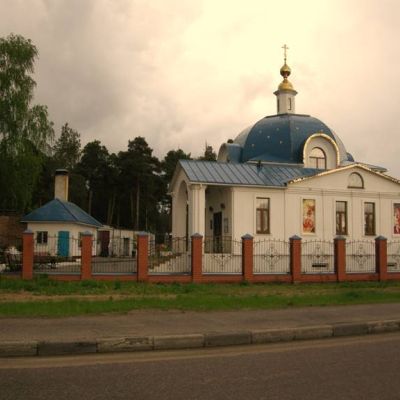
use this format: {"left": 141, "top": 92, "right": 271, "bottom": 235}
{"left": 170, "top": 54, "right": 400, "bottom": 248}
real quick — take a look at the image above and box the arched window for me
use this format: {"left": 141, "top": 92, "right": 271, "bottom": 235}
{"left": 348, "top": 172, "right": 364, "bottom": 189}
{"left": 309, "top": 147, "right": 326, "bottom": 169}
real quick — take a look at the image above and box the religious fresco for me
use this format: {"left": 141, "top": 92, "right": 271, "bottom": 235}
{"left": 394, "top": 204, "right": 400, "bottom": 234}
{"left": 302, "top": 199, "right": 315, "bottom": 233}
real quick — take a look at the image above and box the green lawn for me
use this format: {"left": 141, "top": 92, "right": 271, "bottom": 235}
{"left": 1, "top": 276, "right": 400, "bottom": 317}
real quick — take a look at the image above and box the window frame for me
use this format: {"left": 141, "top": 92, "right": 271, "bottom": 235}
{"left": 348, "top": 172, "right": 364, "bottom": 189}
{"left": 309, "top": 147, "right": 327, "bottom": 170}
{"left": 335, "top": 201, "right": 348, "bottom": 235}
{"left": 36, "top": 231, "right": 48, "bottom": 245}
{"left": 256, "top": 197, "right": 270, "bottom": 235}
{"left": 364, "top": 202, "right": 376, "bottom": 236}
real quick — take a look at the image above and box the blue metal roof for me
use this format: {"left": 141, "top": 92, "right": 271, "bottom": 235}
{"left": 234, "top": 113, "right": 350, "bottom": 164}
{"left": 179, "top": 160, "right": 320, "bottom": 187}
{"left": 22, "top": 199, "right": 103, "bottom": 227}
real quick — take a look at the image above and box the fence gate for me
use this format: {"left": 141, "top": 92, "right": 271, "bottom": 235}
{"left": 387, "top": 241, "right": 400, "bottom": 272}
{"left": 148, "top": 237, "right": 190, "bottom": 275}
{"left": 203, "top": 237, "right": 242, "bottom": 274}
{"left": 301, "top": 240, "right": 334, "bottom": 274}
{"left": 345, "top": 241, "right": 375, "bottom": 273}
{"left": 253, "top": 240, "right": 290, "bottom": 274}
{"left": 92, "top": 237, "right": 137, "bottom": 274}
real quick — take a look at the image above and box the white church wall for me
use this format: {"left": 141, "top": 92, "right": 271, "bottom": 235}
{"left": 231, "top": 187, "right": 286, "bottom": 241}
{"left": 228, "top": 171, "right": 400, "bottom": 242}
{"left": 171, "top": 170, "right": 191, "bottom": 238}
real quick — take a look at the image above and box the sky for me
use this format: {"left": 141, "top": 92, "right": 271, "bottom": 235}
{"left": 1, "top": 0, "right": 400, "bottom": 175}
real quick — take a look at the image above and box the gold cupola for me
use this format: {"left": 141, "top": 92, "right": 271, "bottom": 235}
{"left": 278, "top": 62, "right": 294, "bottom": 90}
{"left": 274, "top": 44, "right": 297, "bottom": 114}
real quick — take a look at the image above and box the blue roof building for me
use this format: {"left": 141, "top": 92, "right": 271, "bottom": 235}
{"left": 22, "top": 170, "right": 102, "bottom": 257}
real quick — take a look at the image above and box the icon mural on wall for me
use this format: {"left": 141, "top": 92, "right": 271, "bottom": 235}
{"left": 302, "top": 199, "right": 315, "bottom": 233}
{"left": 394, "top": 203, "right": 400, "bottom": 234}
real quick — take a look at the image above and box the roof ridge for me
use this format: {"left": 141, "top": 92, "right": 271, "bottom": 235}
{"left": 56, "top": 198, "right": 79, "bottom": 223}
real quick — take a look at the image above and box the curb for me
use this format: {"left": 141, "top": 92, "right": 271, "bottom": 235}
{"left": 1, "top": 319, "right": 399, "bottom": 358}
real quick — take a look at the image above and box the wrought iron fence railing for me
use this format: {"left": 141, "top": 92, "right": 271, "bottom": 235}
{"left": 33, "top": 235, "right": 81, "bottom": 274}
{"left": 92, "top": 237, "right": 137, "bottom": 274}
{"left": 148, "top": 237, "right": 190, "bottom": 275}
{"left": 203, "top": 237, "right": 242, "bottom": 274}
{"left": 345, "top": 240, "right": 376, "bottom": 273}
{"left": 0, "top": 235, "right": 23, "bottom": 274}
{"left": 253, "top": 239, "right": 290, "bottom": 274}
{"left": 301, "top": 240, "right": 334, "bottom": 274}
{"left": 387, "top": 241, "right": 400, "bottom": 272}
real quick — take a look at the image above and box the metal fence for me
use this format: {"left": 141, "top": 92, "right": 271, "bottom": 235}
{"left": 33, "top": 235, "right": 81, "bottom": 274}
{"left": 387, "top": 241, "right": 400, "bottom": 273}
{"left": 0, "top": 235, "right": 23, "bottom": 274}
{"left": 203, "top": 237, "right": 242, "bottom": 274}
{"left": 204, "top": 236, "right": 234, "bottom": 254}
{"left": 301, "top": 240, "right": 334, "bottom": 274}
{"left": 346, "top": 240, "right": 376, "bottom": 273}
{"left": 148, "top": 237, "right": 190, "bottom": 275}
{"left": 253, "top": 239, "right": 290, "bottom": 274}
{"left": 92, "top": 238, "right": 137, "bottom": 274}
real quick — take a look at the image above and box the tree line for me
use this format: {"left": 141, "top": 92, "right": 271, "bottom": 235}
{"left": 0, "top": 34, "right": 217, "bottom": 236}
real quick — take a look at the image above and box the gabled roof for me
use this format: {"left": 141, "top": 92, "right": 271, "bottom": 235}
{"left": 177, "top": 160, "right": 321, "bottom": 187}
{"left": 22, "top": 199, "right": 103, "bottom": 227}
{"left": 288, "top": 163, "right": 400, "bottom": 186}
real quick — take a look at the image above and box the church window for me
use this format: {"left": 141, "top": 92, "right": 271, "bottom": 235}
{"left": 309, "top": 147, "right": 326, "bottom": 169}
{"left": 336, "top": 201, "right": 347, "bottom": 235}
{"left": 348, "top": 172, "right": 364, "bottom": 188}
{"left": 288, "top": 97, "right": 292, "bottom": 110}
{"left": 364, "top": 202, "right": 375, "bottom": 236}
{"left": 36, "top": 231, "right": 48, "bottom": 244}
{"left": 256, "top": 198, "right": 270, "bottom": 234}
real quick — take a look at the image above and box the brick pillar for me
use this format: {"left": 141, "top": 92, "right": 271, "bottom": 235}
{"left": 137, "top": 232, "right": 149, "bottom": 282}
{"left": 191, "top": 233, "right": 203, "bottom": 283}
{"left": 22, "top": 230, "right": 34, "bottom": 280}
{"left": 376, "top": 236, "right": 388, "bottom": 281}
{"left": 334, "top": 236, "right": 346, "bottom": 282}
{"left": 81, "top": 232, "right": 93, "bottom": 280}
{"left": 242, "top": 234, "right": 253, "bottom": 282}
{"left": 290, "top": 235, "right": 302, "bottom": 283}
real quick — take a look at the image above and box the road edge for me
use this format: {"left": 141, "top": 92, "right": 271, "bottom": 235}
{"left": 1, "top": 319, "right": 399, "bottom": 357}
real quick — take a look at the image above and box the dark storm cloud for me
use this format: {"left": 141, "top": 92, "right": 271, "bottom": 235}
{"left": 1, "top": 0, "right": 400, "bottom": 176}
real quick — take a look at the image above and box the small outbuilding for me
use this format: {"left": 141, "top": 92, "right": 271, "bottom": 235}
{"left": 22, "top": 170, "right": 102, "bottom": 257}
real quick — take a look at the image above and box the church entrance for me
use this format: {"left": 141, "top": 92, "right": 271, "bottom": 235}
{"left": 213, "top": 212, "right": 222, "bottom": 253}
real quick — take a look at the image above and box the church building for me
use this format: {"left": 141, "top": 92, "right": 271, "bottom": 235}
{"left": 170, "top": 48, "right": 400, "bottom": 248}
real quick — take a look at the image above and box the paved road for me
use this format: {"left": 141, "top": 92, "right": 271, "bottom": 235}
{"left": 1, "top": 333, "right": 400, "bottom": 400}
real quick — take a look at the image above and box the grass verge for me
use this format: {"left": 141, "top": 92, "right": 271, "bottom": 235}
{"left": 1, "top": 276, "right": 400, "bottom": 317}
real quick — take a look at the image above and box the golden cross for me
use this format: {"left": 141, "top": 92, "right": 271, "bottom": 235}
{"left": 282, "top": 44, "right": 289, "bottom": 62}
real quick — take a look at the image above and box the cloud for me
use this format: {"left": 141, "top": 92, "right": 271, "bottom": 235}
{"left": 1, "top": 0, "right": 400, "bottom": 176}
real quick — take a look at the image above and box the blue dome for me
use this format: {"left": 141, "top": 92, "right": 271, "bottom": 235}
{"left": 233, "top": 113, "right": 350, "bottom": 164}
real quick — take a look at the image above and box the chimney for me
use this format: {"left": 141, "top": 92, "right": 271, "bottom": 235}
{"left": 54, "top": 169, "right": 69, "bottom": 201}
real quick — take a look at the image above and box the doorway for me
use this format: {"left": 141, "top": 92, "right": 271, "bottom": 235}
{"left": 58, "top": 231, "right": 70, "bottom": 257}
{"left": 213, "top": 212, "right": 222, "bottom": 253}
